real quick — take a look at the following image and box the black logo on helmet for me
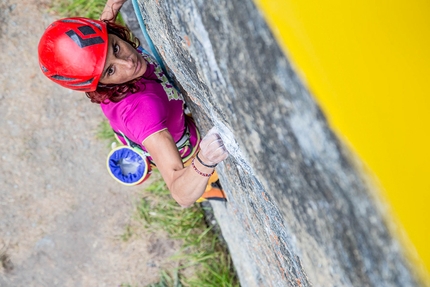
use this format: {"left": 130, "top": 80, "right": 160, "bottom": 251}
{"left": 66, "top": 25, "right": 104, "bottom": 48}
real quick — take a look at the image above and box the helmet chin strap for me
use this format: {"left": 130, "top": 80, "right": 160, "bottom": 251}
{"left": 98, "top": 83, "right": 114, "bottom": 89}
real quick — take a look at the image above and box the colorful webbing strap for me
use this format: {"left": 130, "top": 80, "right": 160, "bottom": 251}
{"left": 113, "top": 125, "right": 191, "bottom": 165}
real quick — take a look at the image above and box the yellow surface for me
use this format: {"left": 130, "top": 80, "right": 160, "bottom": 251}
{"left": 254, "top": 0, "right": 430, "bottom": 279}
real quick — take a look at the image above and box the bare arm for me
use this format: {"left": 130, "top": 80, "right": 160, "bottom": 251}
{"left": 100, "top": 0, "right": 127, "bottom": 22}
{"left": 143, "top": 128, "right": 228, "bottom": 207}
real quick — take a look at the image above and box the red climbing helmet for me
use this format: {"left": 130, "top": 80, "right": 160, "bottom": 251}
{"left": 38, "top": 17, "right": 109, "bottom": 92}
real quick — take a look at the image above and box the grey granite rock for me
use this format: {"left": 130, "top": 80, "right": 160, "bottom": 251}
{"left": 133, "top": 0, "right": 421, "bottom": 286}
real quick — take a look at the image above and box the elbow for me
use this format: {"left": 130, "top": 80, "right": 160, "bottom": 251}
{"left": 168, "top": 183, "right": 195, "bottom": 208}
{"left": 176, "top": 200, "right": 193, "bottom": 208}
{"left": 171, "top": 193, "right": 194, "bottom": 208}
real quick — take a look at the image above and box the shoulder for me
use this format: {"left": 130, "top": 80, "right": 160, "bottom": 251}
{"left": 105, "top": 87, "right": 162, "bottom": 107}
{"left": 101, "top": 89, "right": 165, "bottom": 120}
{"left": 116, "top": 90, "right": 167, "bottom": 128}
{"left": 127, "top": 89, "right": 165, "bottom": 112}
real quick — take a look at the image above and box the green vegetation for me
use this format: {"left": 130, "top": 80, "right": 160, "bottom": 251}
{"left": 135, "top": 173, "right": 238, "bottom": 287}
{"left": 96, "top": 119, "right": 116, "bottom": 145}
{"left": 53, "top": 0, "right": 238, "bottom": 285}
{"left": 98, "top": 118, "right": 238, "bottom": 286}
{"left": 146, "top": 270, "right": 181, "bottom": 287}
{"left": 50, "top": 0, "right": 124, "bottom": 23}
{"left": 50, "top": 0, "right": 106, "bottom": 19}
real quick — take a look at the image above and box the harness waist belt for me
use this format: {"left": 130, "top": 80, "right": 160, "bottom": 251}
{"left": 114, "top": 125, "right": 191, "bottom": 154}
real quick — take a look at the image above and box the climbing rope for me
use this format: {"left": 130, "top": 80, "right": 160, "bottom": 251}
{"left": 131, "top": 0, "right": 171, "bottom": 81}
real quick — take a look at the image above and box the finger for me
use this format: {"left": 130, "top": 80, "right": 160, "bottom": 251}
{"left": 200, "top": 133, "right": 220, "bottom": 150}
{"left": 201, "top": 140, "right": 225, "bottom": 158}
{"left": 207, "top": 150, "right": 229, "bottom": 163}
{"left": 206, "top": 138, "right": 224, "bottom": 150}
{"left": 200, "top": 144, "right": 229, "bottom": 163}
{"left": 205, "top": 126, "right": 219, "bottom": 137}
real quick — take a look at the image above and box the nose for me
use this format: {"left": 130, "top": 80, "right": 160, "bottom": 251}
{"left": 114, "top": 56, "right": 134, "bottom": 69}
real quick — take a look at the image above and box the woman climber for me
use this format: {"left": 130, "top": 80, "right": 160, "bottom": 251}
{"left": 37, "top": 0, "right": 229, "bottom": 207}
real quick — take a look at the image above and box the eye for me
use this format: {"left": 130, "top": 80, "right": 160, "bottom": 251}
{"left": 104, "top": 42, "right": 119, "bottom": 77}
{"left": 113, "top": 43, "right": 120, "bottom": 55}
{"left": 107, "top": 65, "right": 115, "bottom": 76}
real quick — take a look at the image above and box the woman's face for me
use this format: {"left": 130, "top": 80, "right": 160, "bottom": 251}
{"left": 99, "top": 34, "right": 147, "bottom": 85}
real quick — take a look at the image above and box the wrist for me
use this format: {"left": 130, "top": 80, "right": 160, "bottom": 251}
{"left": 196, "top": 152, "right": 217, "bottom": 168}
{"left": 191, "top": 158, "right": 214, "bottom": 177}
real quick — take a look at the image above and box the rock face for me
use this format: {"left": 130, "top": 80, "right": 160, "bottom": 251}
{"left": 134, "top": 0, "right": 420, "bottom": 286}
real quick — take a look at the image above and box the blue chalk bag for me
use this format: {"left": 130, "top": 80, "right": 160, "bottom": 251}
{"left": 106, "top": 145, "right": 151, "bottom": 186}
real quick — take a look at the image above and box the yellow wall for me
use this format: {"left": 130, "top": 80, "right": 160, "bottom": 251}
{"left": 254, "top": 0, "right": 430, "bottom": 280}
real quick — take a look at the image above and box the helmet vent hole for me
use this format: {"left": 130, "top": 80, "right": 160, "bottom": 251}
{"left": 78, "top": 26, "right": 96, "bottom": 35}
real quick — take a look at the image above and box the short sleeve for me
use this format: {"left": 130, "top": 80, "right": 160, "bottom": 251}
{"left": 122, "top": 93, "right": 168, "bottom": 144}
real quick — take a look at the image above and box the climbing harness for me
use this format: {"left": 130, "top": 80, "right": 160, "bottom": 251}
{"left": 107, "top": 121, "right": 198, "bottom": 186}
{"left": 113, "top": 124, "right": 192, "bottom": 165}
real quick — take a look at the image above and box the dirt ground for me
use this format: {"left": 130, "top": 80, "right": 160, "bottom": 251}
{"left": 0, "top": 0, "right": 181, "bottom": 286}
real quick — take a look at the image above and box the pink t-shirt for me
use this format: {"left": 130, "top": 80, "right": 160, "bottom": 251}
{"left": 100, "top": 53, "right": 199, "bottom": 162}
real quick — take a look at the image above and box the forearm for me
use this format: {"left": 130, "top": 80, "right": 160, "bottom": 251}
{"left": 100, "top": 0, "right": 127, "bottom": 22}
{"left": 168, "top": 160, "right": 215, "bottom": 207}
{"left": 144, "top": 128, "right": 228, "bottom": 207}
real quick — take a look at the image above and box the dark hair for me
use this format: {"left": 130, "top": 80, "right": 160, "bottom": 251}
{"left": 85, "top": 21, "right": 142, "bottom": 104}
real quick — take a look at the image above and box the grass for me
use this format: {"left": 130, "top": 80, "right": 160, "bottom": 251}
{"left": 96, "top": 107, "right": 238, "bottom": 286}
{"left": 52, "top": 0, "right": 238, "bottom": 285}
{"left": 50, "top": 0, "right": 124, "bottom": 23}
{"left": 96, "top": 119, "right": 116, "bottom": 144}
{"left": 133, "top": 173, "right": 239, "bottom": 287}
{"left": 147, "top": 270, "right": 182, "bottom": 287}
{"left": 50, "top": 0, "right": 107, "bottom": 19}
